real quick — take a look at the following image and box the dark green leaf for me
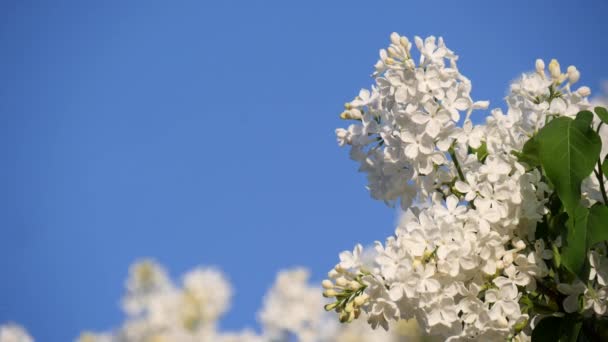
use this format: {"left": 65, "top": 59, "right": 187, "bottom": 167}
{"left": 602, "top": 156, "right": 608, "bottom": 180}
{"left": 537, "top": 116, "right": 602, "bottom": 215}
{"left": 518, "top": 135, "right": 541, "bottom": 168}
{"left": 562, "top": 205, "right": 589, "bottom": 276}
{"left": 532, "top": 316, "right": 582, "bottom": 342}
{"left": 532, "top": 316, "right": 563, "bottom": 342}
{"left": 587, "top": 204, "right": 608, "bottom": 247}
{"left": 560, "top": 317, "right": 582, "bottom": 342}
{"left": 595, "top": 107, "right": 608, "bottom": 124}
{"left": 576, "top": 110, "right": 594, "bottom": 127}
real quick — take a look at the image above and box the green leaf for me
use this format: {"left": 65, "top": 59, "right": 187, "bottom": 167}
{"left": 560, "top": 318, "right": 582, "bottom": 342}
{"left": 532, "top": 316, "right": 563, "bottom": 342}
{"left": 474, "top": 142, "right": 488, "bottom": 162}
{"left": 562, "top": 205, "right": 589, "bottom": 276}
{"left": 577, "top": 110, "right": 594, "bottom": 127}
{"left": 602, "top": 156, "right": 608, "bottom": 180}
{"left": 552, "top": 243, "right": 561, "bottom": 268}
{"left": 518, "top": 135, "right": 541, "bottom": 168}
{"left": 537, "top": 116, "right": 602, "bottom": 215}
{"left": 587, "top": 204, "right": 608, "bottom": 247}
{"left": 595, "top": 106, "right": 608, "bottom": 124}
{"left": 532, "top": 316, "right": 582, "bottom": 342}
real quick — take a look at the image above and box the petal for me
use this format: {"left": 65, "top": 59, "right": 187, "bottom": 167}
{"left": 425, "top": 119, "right": 441, "bottom": 138}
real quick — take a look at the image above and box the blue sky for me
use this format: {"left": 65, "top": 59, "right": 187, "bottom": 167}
{"left": 1, "top": 0, "right": 608, "bottom": 340}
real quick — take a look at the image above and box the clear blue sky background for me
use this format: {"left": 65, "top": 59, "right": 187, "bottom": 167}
{"left": 1, "top": 1, "right": 608, "bottom": 340}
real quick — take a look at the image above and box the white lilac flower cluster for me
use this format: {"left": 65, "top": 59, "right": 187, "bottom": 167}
{"left": 72, "top": 259, "right": 422, "bottom": 342}
{"left": 0, "top": 324, "right": 33, "bottom": 342}
{"left": 328, "top": 33, "right": 608, "bottom": 340}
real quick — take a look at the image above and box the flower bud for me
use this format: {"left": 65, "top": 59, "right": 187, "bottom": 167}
{"left": 496, "top": 260, "right": 505, "bottom": 270}
{"left": 328, "top": 269, "right": 339, "bottom": 278}
{"left": 349, "top": 280, "right": 361, "bottom": 290}
{"left": 323, "top": 289, "right": 337, "bottom": 298}
{"left": 567, "top": 65, "right": 580, "bottom": 84}
{"left": 354, "top": 294, "right": 368, "bottom": 306}
{"left": 535, "top": 59, "right": 545, "bottom": 76}
{"left": 324, "top": 302, "right": 338, "bottom": 311}
{"left": 344, "top": 301, "right": 354, "bottom": 313}
{"left": 322, "top": 279, "right": 334, "bottom": 289}
{"left": 548, "top": 59, "right": 561, "bottom": 80}
{"left": 503, "top": 252, "right": 513, "bottom": 266}
{"left": 335, "top": 277, "right": 348, "bottom": 287}
{"left": 340, "top": 109, "right": 362, "bottom": 120}
{"left": 512, "top": 238, "right": 526, "bottom": 251}
{"left": 576, "top": 86, "right": 591, "bottom": 97}
{"left": 390, "top": 32, "right": 400, "bottom": 45}
{"left": 387, "top": 46, "right": 399, "bottom": 58}
{"left": 400, "top": 36, "right": 410, "bottom": 48}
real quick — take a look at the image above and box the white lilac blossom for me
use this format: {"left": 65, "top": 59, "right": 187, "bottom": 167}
{"left": 0, "top": 324, "right": 33, "bottom": 342}
{"left": 328, "top": 33, "right": 608, "bottom": 340}
{"left": 70, "top": 259, "right": 421, "bottom": 342}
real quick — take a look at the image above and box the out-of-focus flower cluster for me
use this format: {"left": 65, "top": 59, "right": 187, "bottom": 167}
{"left": 0, "top": 324, "right": 33, "bottom": 342}
{"left": 328, "top": 32, "right": 608, "bottom": 341}
{"left": 68, "top": 259, "right": 422, "bottom": 342}
{"left": 1, "top": 259, "right": 426, "bottom": 341}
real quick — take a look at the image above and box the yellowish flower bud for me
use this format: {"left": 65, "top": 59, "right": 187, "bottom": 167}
{"left": 335, "top": 277, "right": 348, "bottom": 287}
{"left": 323, "top": 289, "right": 337, "bottom": 298}
{"left": 324, "top": 302, "right": 338, "bottom": 311}
{"left": 349, "top": 280, "right": 361, "bottom": 290}
{"left": 340, "top": 109, "right": 362, "bottom": 120}
{"left": 354, "top": 294, "right": 368, "bottom": 306}
{"left": 322, "top": 279, "right": 334, "bottom": 289}
{"left": 548, "top": 59, "right": 561, "bottom": 80}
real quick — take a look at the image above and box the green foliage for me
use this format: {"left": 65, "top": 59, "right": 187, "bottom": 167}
{"left": 531, "top": 316, "right": 581, "bottom": 342}
{"left": 536, "top": 115, "right": 601, "bottom": 216}
{"left": 562, "top": 205, "right": 589, "bottom": 276}
{"left": 587, "top": 204, "right": 608, "bottom": 248}
{"left": 594, "top": 106, "right": 608, "bottom": 124}
{"left": 522, "top": 108, "right": 608, "bottom": 341}
{"left": 517, "top": 135, "right": 540, "bottom": 168}
{"left": 531, "top": 316, "right": 562, "bottom": 342}
{"left": 473, "top": 142, "right": 488, "bottom": 162}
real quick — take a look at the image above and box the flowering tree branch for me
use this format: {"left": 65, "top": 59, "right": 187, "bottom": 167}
{"left": 328, "top": 33, "right": 608, "bottom": 341}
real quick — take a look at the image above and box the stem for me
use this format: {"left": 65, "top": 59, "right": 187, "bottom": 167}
{"left": 449, "top": 148, "right": 465, "bottom": 182}
{"left": 597, "top": 159, "right": 608, "bottom": 205}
